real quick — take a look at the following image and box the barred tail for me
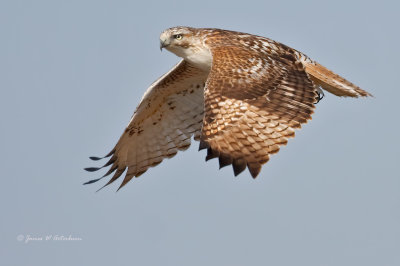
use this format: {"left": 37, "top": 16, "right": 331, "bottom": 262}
{"left": 302, "top": 61, "right": 372, "bottom": 98}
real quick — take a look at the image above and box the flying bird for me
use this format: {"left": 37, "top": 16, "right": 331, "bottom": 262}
{"left": 85, "top": 26, "right": 371, "bottom": 190}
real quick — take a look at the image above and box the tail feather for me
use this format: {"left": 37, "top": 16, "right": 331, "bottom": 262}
{"left": 302, "top": 60, "right": 372, "bottom": 98}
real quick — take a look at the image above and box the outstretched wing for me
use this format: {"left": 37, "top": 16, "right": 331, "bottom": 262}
{"left": 200, "top": 45, "right": 320, "bottom": 178}
{"left": 85, "top": 60, "right": 208, "bottom": 190}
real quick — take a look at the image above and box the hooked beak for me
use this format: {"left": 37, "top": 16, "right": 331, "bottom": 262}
{"left": 159, "top": 38, "right": 169, "bottom": 51}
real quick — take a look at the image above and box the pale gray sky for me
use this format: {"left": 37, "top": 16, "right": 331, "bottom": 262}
{"left": 1, "top": 1, "right": 400, "bottom": 265}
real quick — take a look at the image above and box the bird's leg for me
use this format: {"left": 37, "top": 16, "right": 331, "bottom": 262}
{"left": 316, "top": 87, "right": 325, "bottom": 103}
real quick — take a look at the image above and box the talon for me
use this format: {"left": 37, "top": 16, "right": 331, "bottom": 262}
{"left": 316, "top": 88, "right": 325, "bottom": 103}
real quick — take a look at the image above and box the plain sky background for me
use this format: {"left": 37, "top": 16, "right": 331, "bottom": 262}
{"left": 1, "top": 0, "right": 399, "bottom": 265}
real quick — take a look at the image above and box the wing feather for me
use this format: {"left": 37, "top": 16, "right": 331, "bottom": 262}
{"left": 85, "top": 60, "right": 208, "bottom": 190}
{"left": 201, "top": 44, "right": 319, "bottom": 177}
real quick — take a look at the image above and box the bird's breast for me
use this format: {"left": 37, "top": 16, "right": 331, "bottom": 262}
{"left": 183, "top": 47, "right": 213, "bottom": 72}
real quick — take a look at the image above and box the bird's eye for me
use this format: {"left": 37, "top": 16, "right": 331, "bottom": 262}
{"left": 173, "top": 34, "right": 183, "bottom": 40}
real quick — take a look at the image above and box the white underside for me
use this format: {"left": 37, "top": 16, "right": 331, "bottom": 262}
{"left": 168, "top": 46, "right": 212, "bottom": 71}
{"left": 185, "top": 48, "right": 213, "bottom": 71}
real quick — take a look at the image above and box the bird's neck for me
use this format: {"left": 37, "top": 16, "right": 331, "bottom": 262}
{"left": 169, "top": 46, "right": 212, "bottom": 72}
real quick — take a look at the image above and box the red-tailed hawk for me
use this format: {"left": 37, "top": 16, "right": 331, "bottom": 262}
{"left": 85, "top": 26, "right": 371, "bottom": 190}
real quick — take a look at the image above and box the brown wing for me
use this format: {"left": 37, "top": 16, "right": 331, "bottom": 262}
{"left": 200, "top": 46, "right": 320, "bottom": 178}
{"left": 85, "top": 60, "right": 208, "bottom": 190}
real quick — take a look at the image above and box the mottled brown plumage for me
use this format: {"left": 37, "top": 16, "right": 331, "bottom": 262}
{"left": 85, "top": 26, "right": 371, "bottom": 190}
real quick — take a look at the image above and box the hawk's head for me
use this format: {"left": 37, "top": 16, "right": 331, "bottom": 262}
{"left": 159, "top": 26, "right": 197, "bottom": 51}
{"left": 160, "top": 26, "right": 212, "bottom": 71}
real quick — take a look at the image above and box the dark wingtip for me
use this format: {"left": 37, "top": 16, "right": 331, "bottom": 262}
{"left": 89, "top": 156, "right": 102, "bottom": 161}
{"left": 84, "top": 167, "right": 102, "bottom": 172}
{"left": 199, "top": 140, "right": 210, "bottom": 151}
{"left": 218, "top": 153, "right": 232, "bottom": 169}
{"left": 205, "top": 148, "right": 219, "bottom": 161}
{"left": 95, "top": 184, "right": 109, "bottom": 193}
{"left": 247, "top": 164, "right": 261, "bottom": 179}
{"left": 116, "top": 184, "right": 126, "bottom": 192}
{"left": 88, "top": 149, "right": 115, "bottom": 161}
{"left": 232, "top": 158, "right": 246, "bottom": 176}
{"left": 83, "top": 177, "right": 103, "bottom": 185}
